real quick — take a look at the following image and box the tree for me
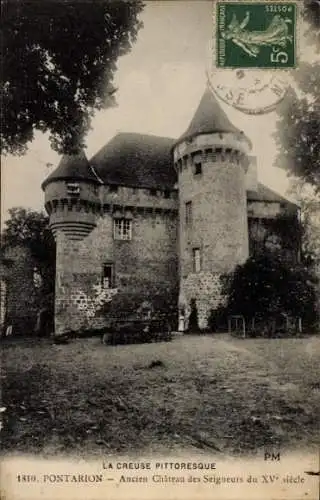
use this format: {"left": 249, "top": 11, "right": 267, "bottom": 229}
{"left": 248, "top": 209, "right": 302, "bottom": 267}
{"left": 275, "top": 62, "right": 320, "bottom": 191}
{"left": 2, "top": 0, "right": 144, "bottom": 155}
{"left": 226, "top": 253, "right": 317, "bottom": 327}
{"left": 2, "top": 207, "right": 52, "bottom": 253}
{"left": 275, "top": 1, "right": 320, "bottom": 191}
{"left": 288, "top": 179, "right": 320, "bottom": 266}
{"left": 303, "top": 0, "right": 320, "bottom": 50}
{"left": 2, "top": 208, "right": 56, "bottom": 303}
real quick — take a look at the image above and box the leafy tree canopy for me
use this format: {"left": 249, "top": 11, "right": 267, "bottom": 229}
{"left": 2, "top": 207, "right": 54, "bottom": 264}
{"left": 226, "top": 253, "right": 317, "bottom": 324}
{"left": 2, "top": 0, "right": 144, "bottom": 155}
{"left": 303, "top": 0, "right": 320, "bottom": 50}
{"left": 275, "top": 62, "right": 320, "bottom": 191}
{"left": 275, "top": 1, "right": 320, "bottom": 191}
{"left": 2, "top": 207, "right": 56, "bottom": 307}
{"left": 288, "top": 179, "right": 320, "bottom": 265}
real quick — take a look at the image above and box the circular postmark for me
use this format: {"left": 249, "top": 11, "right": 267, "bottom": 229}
{"left": 207, "top": 69, "right": 290, "bottom": 114}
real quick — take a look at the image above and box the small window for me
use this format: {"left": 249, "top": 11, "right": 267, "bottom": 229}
{"left": 33, "top": 267, "right": 42, "bottom": 289}
{"left": 102, "top": 264, "right": 114, "bottom": 288}
{"left": 149, "top": 188, "right": 157, "bottom": 196}
{"left": 66, "top": 182, "right": 80, "bottom": 196}
{"left": 164, "top": 190, "right": 170, "bottom": 199}
{"left": 193, "top": 248, "right": 201, "bottom": 273}
{"left": 194, "top": 162, "right": 202, "bottom": 175}
{"left": 113, "top": 218, "right": 132, "bottom": 240}
{"left": 185, "top": 201, "right": 192, "bottom": 227}
{"left": 109, "top": 185, "right": 118, "bottom": 193}
{"left": 264, "top": 234, "right": 282, "bottom": 252}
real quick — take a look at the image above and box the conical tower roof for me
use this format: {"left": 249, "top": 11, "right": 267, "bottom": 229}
{"left": 176, "top": 87, "right": 243, "bottom": 144}
{"left": 42, "top": 149, "right": 101, "bottom": 190}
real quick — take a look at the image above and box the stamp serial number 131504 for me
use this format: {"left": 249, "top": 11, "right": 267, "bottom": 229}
{"left": 216, "top": 2, "right": 297, "bottom": 69}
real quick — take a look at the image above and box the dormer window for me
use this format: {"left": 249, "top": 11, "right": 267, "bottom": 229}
{"left": 66, "top": 182, "right": 80, "bottom": 196}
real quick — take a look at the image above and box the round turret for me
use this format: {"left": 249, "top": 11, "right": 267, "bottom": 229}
{"left": 42, "top": 150, "right": 102, "bottom": 241}
{"left": 174, "top": 87, "right": 252, "bottom": 329}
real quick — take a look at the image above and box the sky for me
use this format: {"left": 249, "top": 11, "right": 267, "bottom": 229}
{"left": 1, "top": 0, "right": 318, "bottom": 224}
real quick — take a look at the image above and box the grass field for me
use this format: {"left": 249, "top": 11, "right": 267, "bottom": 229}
{"left": 1, "top": 334, "right": 319, "bottom": 458}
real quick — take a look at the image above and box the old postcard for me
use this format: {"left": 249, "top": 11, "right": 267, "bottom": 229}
{"left": 1, "top": 0, "right": 319, "bottom": 499}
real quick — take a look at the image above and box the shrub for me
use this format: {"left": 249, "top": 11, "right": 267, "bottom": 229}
{"left": 208, "top": 305, "right": 228, "bottom": 332}
{"left": 102, "top": 318, "right": 173, "bottom": 345}
{"left": 226, "top": 252, "right": 318, "bottom": 330}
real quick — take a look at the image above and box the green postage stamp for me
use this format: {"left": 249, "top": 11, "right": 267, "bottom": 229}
{"left": 216, "top": 2, "right": 296, "bottom": 68}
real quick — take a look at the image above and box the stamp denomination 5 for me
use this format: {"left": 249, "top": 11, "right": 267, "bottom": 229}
{"left": 216, "top": 2, "right": 297, "bottom": 69}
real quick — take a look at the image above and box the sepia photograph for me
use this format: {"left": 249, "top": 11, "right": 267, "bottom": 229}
{"left": 1, "top": 1, "right": 319, "bottom": 499}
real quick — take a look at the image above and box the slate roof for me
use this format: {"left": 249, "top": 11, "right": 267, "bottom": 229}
{"left": 42, "top": 150, "right": 101, "bottom": 190}
{"left": 88, "top": 90, "right": 251, "bottom": 190}
{"left": 90, "top": 133, "right": 177, "bottom": 190}
{"left": 41, "top": 133, "right": 295, "bottom": 206}
{"left": 176, "top": 87, "right": 249, "bottom": 145}
{"left": 247, "top": 183, "right": 295, "bottom": 205}
{"left": 42, "top": 90, "right": 253, "bottom": 192}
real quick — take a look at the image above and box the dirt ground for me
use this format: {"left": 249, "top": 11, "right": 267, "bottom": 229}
{"left": 1, "top": 334, "right": 319, "bottom": 458}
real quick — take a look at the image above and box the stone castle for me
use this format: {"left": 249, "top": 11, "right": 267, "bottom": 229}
{"left": 42, "top": 88, "right": 298, "bottom": 335}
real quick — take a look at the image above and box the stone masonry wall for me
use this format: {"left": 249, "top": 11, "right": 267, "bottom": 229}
{"left": 180, "top": 272, "right": 225, "bottom": 330}
{"left": 54, "top": 210, "right": 178, "bottom": 335}
{"left": 175, "top": 133, "right": 249, "bottom": 329}
{"left": 1, "top": 246, "right": 39, "bottom": 334}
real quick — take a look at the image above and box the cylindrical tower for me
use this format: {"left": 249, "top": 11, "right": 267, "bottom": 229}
{"left": 42, "top": 150, "right": 102, "bottom": 241}
{"left": 42, "top": 150, "right": 102, "bottom": 335}
{"left": 173, "top": 88, "right": 252, "bottom": 329}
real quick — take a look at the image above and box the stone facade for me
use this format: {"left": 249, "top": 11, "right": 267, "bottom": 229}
{"left": 173, "top": 132, "right": 250, "bottom": 328}
{"left": 48, "top": 194, "right": 178, "bottom": 335}
{"left": 0, "top": 247, "right": 40, "bottom": 335}
{"left": 180, "top": 272, "right": 225, "bottom": 329}
{"left": 42, "top": 88, "right": 299, "bottom": 334}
